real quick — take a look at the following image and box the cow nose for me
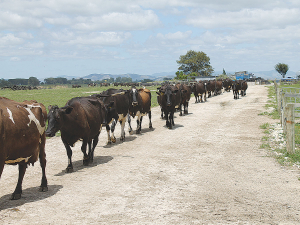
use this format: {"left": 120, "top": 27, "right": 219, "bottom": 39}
{"left": 45, "top": 132, "right": 55, "bottom": 137}
{"left": 132, "top": 102, "right": 138, "bottom": 106}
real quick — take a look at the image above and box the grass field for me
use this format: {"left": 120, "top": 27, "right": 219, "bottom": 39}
{"left": 0, "top": 85, "right": 161, "bottom": 111}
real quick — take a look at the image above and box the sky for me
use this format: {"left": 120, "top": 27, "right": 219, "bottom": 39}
{"left": 1, "top": 0, "right": 300, "bottom": 79}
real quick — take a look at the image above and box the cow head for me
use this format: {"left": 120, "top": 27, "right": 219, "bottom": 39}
{"left": 159, "top": 85, "right": 178, "bottom": 106}
{"left": 103, "top": 101, "right": 115, "bottom": 125}
{"left": 45, "top": 105, "right": 73, "bottom": 137}
{"left": 129, "top": 86, "right": 139, "bottom": 106}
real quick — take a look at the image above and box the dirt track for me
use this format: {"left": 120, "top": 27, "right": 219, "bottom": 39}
{"left": 1, "top": 84, "right": 300, "bottom": 224}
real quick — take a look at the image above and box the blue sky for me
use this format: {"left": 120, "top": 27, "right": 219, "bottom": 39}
{"left": 1, "top": 0, "right": 300, "bottom": 79}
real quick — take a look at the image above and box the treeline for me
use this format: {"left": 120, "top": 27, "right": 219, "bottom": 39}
{"left": 0, "top": 76, "right": 158, "bottom": 88}
{"left": 0, "top": 77, "right": 40, "bottom": 87}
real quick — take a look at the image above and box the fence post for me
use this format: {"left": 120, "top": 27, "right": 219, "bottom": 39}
{"left": 285, "top": 103, "right": 295, "bottom": 154}
{"left": 281, "top": 92, "right": 285, "bottom": 128}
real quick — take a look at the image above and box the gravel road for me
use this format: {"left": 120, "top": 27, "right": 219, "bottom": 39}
{"left": 1, "top": 84, "right": 300, "bottom": 224}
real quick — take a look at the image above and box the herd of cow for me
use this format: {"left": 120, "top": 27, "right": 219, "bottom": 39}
{"left": 0, "top": 79, "right": 247, "bottom": 200}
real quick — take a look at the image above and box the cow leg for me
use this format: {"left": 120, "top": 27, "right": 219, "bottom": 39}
{"left": 160, "top": 107, "right": 164, "bottom": 119}
{"left": 184, "top": 102, "right": 188, "bottom": 114}
{"left": 106, "top": 124, "right": 112, "bottom": 144}
{"left": 81, "top": 140, "right": 89, "bottom": 166}
{"left": 148, "top": 111, "right": 153, "bottom": 129}
{"left": 136, "top": 115, "right": 143, "bottom": 134}
{"left": 88, "top": 135, "right": 99, "bottom": 163}
{"left": 39, "top": 142, "right": 48, "bottom": 192}
{"left": 171, "top": 111, "right": 175, "bottom": 126}
{"left": 120, "top": 117, "right": 126, "bottom": 141}
{"left": 0, "top": 160, "right": 4, "bottom": 180}
{"left": 127, "top": 114, "right": 134, "bottom": 135}
{"left": 11, "top": 163, "right": 27, "bottom": 200}
{"left": 63, "top": 141, "right": 73, "bottom": 172}
{"left": 110, "top": 120, "right": 117, "bottom": 143}
{"left": 166, "top": 112, "right": 170, "bottom": 128}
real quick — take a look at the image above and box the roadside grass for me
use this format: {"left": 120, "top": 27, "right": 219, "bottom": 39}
{"left": 260, "top": 84, "right": 300, "bottom": 168}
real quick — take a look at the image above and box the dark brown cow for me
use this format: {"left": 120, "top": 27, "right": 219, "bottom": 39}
{"left": 0, "top": 97, "right": 48, "bottom": 200}
{"left": 223, "top": 78, "right": 233, "bottom": 92}
{"left": 127, "top": 87, "right": 152, "bottom": 134}
{"left": 232, "top": 80, "right": 241, "bottom": 99}
{"left": 93, "top": 88, "right": 130, "bottom": 144}
{"left": 241, "top": 81, "right": 248, "bottom": 96}
{"left": 46, "top": 96, "right": 106, "bottom": 172}
{"left": 191, "top": 81, "right": 206, "bottom": 103}
{"left": 157, "top": 84, "right": 180, "bottom": 129}
{"left": 175, "top": 83, "right": 192, "bottom": 115}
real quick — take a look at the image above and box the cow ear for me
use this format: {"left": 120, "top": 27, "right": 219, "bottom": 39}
{"left": 48, "top": 105, "right": 52, "bottom": 111}
{"left": 88, "top": 99, "right": 99, "bottom": 106}
{"left": 108, "top": 101, "right": 114, "bottom": 108}
{"left": 65, "top": 106, "right": 73, "bottom": 114}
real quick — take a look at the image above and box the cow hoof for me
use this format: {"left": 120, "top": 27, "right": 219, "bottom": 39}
{"left": 10, "top": 193, "right": 21, "bottom": 200}
{"left": 111, "top": 137, "right": 116, "bottom": 143}
{"left": 66, "top": 167, "right": 73, "bottom": 173}
{"left": 83, "top": 160, "right": 89, "bottom": 166}
{"left": 136, "top": 130, "right": 141, "bottom": 134}
{"left": 107, "top": 141, "right": 112, "bottom": 145}
{"left": 129, "top": 130, "right": 134, "bottom": 135}
{"left": 39, "top": 186, "right": 48, "bottom": 192}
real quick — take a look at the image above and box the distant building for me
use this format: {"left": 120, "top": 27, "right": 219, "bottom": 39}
{"left": 193, "top": 76, "right": 216, "bottom": 82}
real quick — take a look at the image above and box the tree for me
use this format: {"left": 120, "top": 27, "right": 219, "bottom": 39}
{"left": 275, "top": 63, "right": 289, "bottom": 78}
{"left": 176, "top": 50, "right": 214, "bottom": 77}
{"left": 175, "top": 71, "right": 187, "bottom": 80}
{"left": 28, "top": 77, "right": 40, "bottom": 86}
{"left": 222, "top": 68, "right": 226, "bottom": 75}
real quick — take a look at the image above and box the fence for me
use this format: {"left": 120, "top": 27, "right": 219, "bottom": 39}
{"left": 275, "top": 82, "right": 300, "bottom": 153}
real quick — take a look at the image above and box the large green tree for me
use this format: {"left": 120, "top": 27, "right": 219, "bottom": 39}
{"left": 28, "top": 77, "right": 40, "bottom": 86}
{"left": 177, "top": 50, "right": 214, "bottom": 77}
{"left": 275, "top": 63, "right": 289, "bottom": 78}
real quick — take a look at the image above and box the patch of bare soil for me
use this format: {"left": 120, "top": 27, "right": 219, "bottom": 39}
{"left": 1, "top": 84, "right": 300, "bottom": 224}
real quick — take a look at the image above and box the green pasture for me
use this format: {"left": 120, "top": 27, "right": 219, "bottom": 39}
{"left": 0, "top": 85, "right": 161, "bottom": 111}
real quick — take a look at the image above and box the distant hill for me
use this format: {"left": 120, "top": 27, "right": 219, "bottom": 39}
{"left": 82, "top": 72, "right": 176, "bottom": 81}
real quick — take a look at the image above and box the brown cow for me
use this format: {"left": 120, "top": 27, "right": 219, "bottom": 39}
{"left": 191, "top": 81, "right": 206, "bottom": 103}
{"left": 46, "top": 96, "right": 106, "bottom": 172}
{"left": 93, "top": 88, "right": 130, "bottom": 144}
{"left": 128, "top": 87, "right": 152, "bottom": 134}
{"left": 176, "top": 83, "right": 192, "bottom": 115}
{"left": 241, "top": 81, "right": 248, "bottom": 96}
{"left": 156, "top": 84, "right": 180, "bottom": 129}
{"left": 0, "top": 97, "right": 48, "bottom": 200}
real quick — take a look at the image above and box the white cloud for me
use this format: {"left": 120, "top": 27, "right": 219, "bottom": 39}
{"left": 10, "top": 57, "right": 21, "bottom": 61}
{"left": 185, "top": 8, "right": 300, "bottom": 30}
{"left": 157, "top": 31, "right": 192, "bottom": 40}
{"left": 67, "top": 32, "right": 131, "bottom": 46}
{"left": 0, "top": 34, "right": 23, "bottom": 47}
